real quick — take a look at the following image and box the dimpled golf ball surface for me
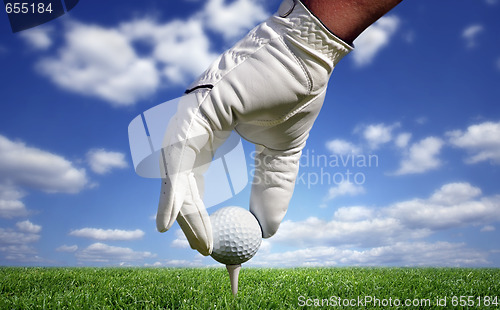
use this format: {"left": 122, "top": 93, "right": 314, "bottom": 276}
{"left": 210, "top": 206, "right": 262, "bottom": 265}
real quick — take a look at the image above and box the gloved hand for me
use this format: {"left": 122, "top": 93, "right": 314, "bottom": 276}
{"left": 156, "top": 0, "right": 352, "bottom": 256}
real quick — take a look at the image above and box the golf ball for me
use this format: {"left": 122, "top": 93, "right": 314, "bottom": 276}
{"left": 210, "top": 206, "right": 262, "bottom": 265}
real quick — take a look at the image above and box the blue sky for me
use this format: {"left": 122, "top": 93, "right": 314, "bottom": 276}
{"left": 0, "top": 0, "right": 499, "bottom": 267}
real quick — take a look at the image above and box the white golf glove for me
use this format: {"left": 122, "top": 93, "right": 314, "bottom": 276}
{"left": 157, "top": 0, "right": 352, "bottom": 256}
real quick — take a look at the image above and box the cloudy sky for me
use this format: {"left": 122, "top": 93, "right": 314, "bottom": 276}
{"left": 1, "top": 0, "right": 499, "bottom": 267}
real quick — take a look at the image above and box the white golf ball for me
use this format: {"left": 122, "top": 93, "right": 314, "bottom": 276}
{"left": 210, "top": 206, "right": 262, "bottom": 265}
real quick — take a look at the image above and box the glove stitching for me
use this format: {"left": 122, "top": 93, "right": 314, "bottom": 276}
{"left": 245, "top": 89, "right": 324, "bottom": 128}
{"left": 194, "top": 30, "right": 268, "bottom": 87}
{"left": 196, "top": 89, "right": 219, "bottom": 130}
{"left": 280, "top": 35, "right": 313, "bottom": 94}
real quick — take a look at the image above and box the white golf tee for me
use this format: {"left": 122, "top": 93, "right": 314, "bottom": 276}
{"left": 226, "top": 264, "right": 241, "bottom": 296}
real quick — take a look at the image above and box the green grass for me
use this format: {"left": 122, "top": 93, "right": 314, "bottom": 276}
{"left": 1, "top": 267, "right": 499, "bottom": 309}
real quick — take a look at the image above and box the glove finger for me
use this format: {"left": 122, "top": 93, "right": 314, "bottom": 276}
{"left": 176, "top": 169, "right": 212, "bottom": 256}
{"left": 250, "top": 146, "right": 302, "bottom": 238}
{"left": 174, "top": 130, "right": 229, "bottom": 256}
{"left": 156, "top": 94, "right": 213, "bottom": 233}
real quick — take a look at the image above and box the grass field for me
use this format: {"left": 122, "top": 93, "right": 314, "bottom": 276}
{"left": 1, "top": 267, "right": 499, "bottom": 309}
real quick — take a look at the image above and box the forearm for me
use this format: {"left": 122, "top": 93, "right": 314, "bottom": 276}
{"left": 301, "top": 0, "right": 404, "bottom": 45}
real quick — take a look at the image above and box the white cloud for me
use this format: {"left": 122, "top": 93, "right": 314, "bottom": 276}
{"left": 250, "top": 242, "right": 488, "bottom": 267}
{"left": 56, "top": 244, "right": 78, "bottom": 252}
{"left": 253, "top": 182, "right": 498, "bottom": 267}
{"left": 171, "top": 229, "right": 190, "bottom": 248}
{"left": 326, "top": 181, "right": 365, "bottom": 201}
{"left": 462, "top": 24, "right": 484, "bottom": 48}
{"left": 395, "top": 132, "right": 411, "bottom": 148}
{"left": 146, "top": 258, "right": 205, "bottom": 267}
{"left": 86, "top": 149, "right": 128, "bottom": 174}
{"left": 16, "top": 220, "right": 42, "bottom": 234}
{"left": 0, "top": 245, "right": 41, "bottom": 263}
{"left": 32, "top": 0, "right": 270, "bottom": 106}
{"left": 0, "top": 185, "right": 28, "bottom": 219}
{"left": 352, "top": 16, "right": 400, "bottom": 66}
{"left": 70, "top": 228, "right": 145, "bottom": 241}
{"left": 0, "top": 221, "right": 42, "bottom": 262}
{"left": 447, "top": 121, "right": 500, "bottom": 164}
{"left": 0, "top": 228, "right": 40, "bottom": 244}
{"left": 428, "top": 182, "right": 482, "bottom": 205}
{"left": 19, "top": 26, "right": 53, "bottom": 50}
{"left": 333, "top": 206, "right": 375, "bottom": 222}
{"left": 0, "top": 135, "right": 88, "bottom": 194}
{"left": 120, "top": 18, "right": 218, "bottom": 85}
{"left": 362, "top": 123, "right": 399, "bottom": 149}
{"left": 200, "top": 0, "right": 268, "bottom": 41}
{"left": 38, "top": 21, "right": 160, "bottom": 106}
{"left": 271, "top": 209, "right": 429, "bottom": 249}
{"left": 415, "top": 116, "right": 428, "bottom": 125}
{"left": 283, "top": 182, "right": 498, "bottom": 245}
{"left": 76, "top": 242, "right": 156, "bottom": 263}
{"left": 481, "top": 225, "right": 495, "bottom": 232}
{"left": 326, "top": 139, "right": 361, "bottom": 155}
{"left": 23, "top": 0, "right": 271, "bottom": 106}
{"left": 387, "top": 183, "right": 500, "bottom": 230}
{"left": 394, "top": 136, "right": 443, "bottom": 175}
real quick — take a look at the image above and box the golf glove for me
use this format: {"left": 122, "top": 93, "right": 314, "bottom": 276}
{"left": 157, "top": 0, "right": 352, "bottom": 256}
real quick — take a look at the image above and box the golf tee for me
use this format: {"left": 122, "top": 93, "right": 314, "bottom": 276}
{"left": 226, "top": 264, "right": 241, "bottom": 296}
